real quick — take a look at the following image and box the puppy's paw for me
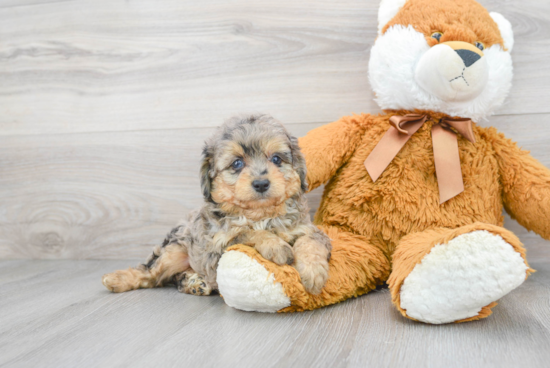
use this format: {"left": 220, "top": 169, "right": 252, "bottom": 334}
{"left": 295, "top": 258, "right": 329, "bottom": 295}
{"left": 176, "top": 272, "right": 212, "bottom": 296}
{"left": 256, "top": 238, "right": 294, "bottom": 266}
{"left": 102, "top": 272, "right": 127, "bottom": 293}
{"left": 102, "top": 269, "right": 150, "bottom": 293}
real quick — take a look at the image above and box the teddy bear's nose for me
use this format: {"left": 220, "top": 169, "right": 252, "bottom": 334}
{"left": 455, "top": 49, "right": 481, "bottom": 68}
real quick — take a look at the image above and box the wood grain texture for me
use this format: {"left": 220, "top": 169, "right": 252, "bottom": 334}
{"left": 0, "top": 0, "right": 549, "bottom": 137}
{"left": 0, "top": 259, "right": 548, "bottom": 367}
{"left": 0, "top": 0, "right": 378, "bottom": 135}
{"left": 0, "top": 0, "right": 74, "bottom": 8}
{"left": 1, "top": 1, "right": 549, "bottom": 366}
{"left": 2, "top": 114, "right": 550, "bottom": 260}
{"left": 1, "top": 0, "right": 550, "bottom": 261}
{"left": 0, "top": 122, "right": 323, "bottom": 259}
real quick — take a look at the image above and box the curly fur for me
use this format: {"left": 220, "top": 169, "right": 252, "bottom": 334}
{"left": 215, "top": 0, "right": 545, "bottom": 321}
{"left": 102, "top": 114, "right": 331, "bottom": 295}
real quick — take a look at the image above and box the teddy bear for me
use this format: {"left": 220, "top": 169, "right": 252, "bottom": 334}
{"left": 214, "top": 0, "right": 550, "bottom": 324}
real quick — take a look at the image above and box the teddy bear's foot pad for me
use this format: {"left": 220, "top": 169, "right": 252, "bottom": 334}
{"left": 400, "top": 230, "right": 528, "bottom": 324}
{"left": 217, "top": 250, "right": 291, "bottom": 312}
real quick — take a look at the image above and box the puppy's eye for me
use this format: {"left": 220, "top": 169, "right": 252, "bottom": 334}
{"left": 271, "top": 155, "right": 282, "bottom": 166}
{"left": 475, "top": 41, "right": 485, "bottom": 51}
{"left": 431, "top": 32, "right": 443, "bottom": 42}
{"left": 231, "top": 159, "right": 244, "bottom": 170}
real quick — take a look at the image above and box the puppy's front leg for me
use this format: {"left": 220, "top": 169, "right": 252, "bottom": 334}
{"left": 245, "top": 230, "right": 294, "bottom": 266}
{"left": 293, "top": 231, "right": 331, "bottom": 295}
{"left": 174, "top": 269, "right": 214, "bottom": 296}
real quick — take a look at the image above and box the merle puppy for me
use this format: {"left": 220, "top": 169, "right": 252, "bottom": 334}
{"left": 102, "top": 114, "right": 331, "bottom": 295}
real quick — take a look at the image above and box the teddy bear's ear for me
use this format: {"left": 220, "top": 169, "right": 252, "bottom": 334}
{"left": 378, "top": 0, "right": 408, "bottom": 34}
{"left": 490, "top": 12, "right": 514, "bottom": 52}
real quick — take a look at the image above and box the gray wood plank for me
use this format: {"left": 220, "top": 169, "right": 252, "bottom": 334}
{"left": 0, "top": 0, "right": 548, "bottom": 137}
{"left": 0, "top": 259, "right": 548, "bottom": 367}
{"left": 2, "top": 114, "right": 550, "bottom": 259}
{"left": 1, "top": 0, "right": 549, "bottom": 365}
{"left": 0, "top": 0, "right": 74, "bottom": 9}
{"left": 0, "top": 0, "right": 378, "bottom": 136}
{"left": 0, "top": 123, "right": 322, "bottom": 259}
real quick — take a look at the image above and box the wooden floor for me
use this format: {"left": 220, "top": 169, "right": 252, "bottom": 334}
{"left": 1, "top": 258, "right": 549, "bottom": 368}
{"left": 2, "top": 0, "right": 550, "bottom": 367}
{"left": 1, "top": 0, "right": 550, "bottom": 260}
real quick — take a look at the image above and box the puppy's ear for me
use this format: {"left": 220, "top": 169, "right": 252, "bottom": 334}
{"left": 200, "top": 143, "right": 215, "bottom": 202}
{"left": 288, "top": 134, "right": 308, "bottom": 192}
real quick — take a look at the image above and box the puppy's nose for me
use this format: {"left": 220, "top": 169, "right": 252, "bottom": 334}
{"left": 455, "top": 49, "right": 481, "bottom": 67}
{"left": 252, "top": 179, "right": 270, "bottom": 193}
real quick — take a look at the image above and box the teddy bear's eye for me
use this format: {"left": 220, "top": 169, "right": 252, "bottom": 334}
{"left": 431, "top": 32, "right": 443, "bottom": 42}
{"left": 475, "top": 41, "right": 485, "bottom": 51}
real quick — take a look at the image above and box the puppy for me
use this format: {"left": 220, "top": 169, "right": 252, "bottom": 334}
{"left": 102, "top": 114, "right": 331, "bottom": 295}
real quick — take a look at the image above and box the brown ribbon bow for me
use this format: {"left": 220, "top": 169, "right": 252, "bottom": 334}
{"left": 364, "top": 114, "right": 476, "bottom": 204}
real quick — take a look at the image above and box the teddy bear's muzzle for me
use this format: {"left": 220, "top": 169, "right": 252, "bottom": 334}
{"left": 415, "top": 41, "right": 488, "bottom": 103}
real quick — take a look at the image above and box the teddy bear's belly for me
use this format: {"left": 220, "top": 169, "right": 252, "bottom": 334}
{"left": 314, "top": 137, "right": 504, "bottom": 255}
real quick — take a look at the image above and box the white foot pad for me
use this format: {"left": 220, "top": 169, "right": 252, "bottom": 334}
{"left": 217, "top": 251, "right": 291, "bottom": 313}
{"left": 400, "top": 230, "right": 528, "bottom": 324}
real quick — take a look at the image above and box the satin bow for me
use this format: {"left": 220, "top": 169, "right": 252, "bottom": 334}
{"left": 363, "top": 114, "right": 476, "bottom": 204}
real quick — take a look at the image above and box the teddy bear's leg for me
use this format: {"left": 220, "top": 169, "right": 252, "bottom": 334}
{"left": 216, "top": 226, "right": 390, "bottom": 312}
{"left": 388, "top": 223, "right": 534, "bottom": 324}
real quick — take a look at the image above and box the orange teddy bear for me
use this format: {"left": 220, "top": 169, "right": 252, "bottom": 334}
{"left": 216, "top": 0, "right": 549, "bottom": 324}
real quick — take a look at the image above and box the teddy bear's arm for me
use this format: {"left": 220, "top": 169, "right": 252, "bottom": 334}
{"left": 298, "top": 114, "right": 372, "bottom": 191}
{"left": 492, "top": 131, "right": 550, "bottom": 240}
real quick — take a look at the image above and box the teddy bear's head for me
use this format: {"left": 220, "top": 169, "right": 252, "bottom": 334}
{"left": 369, "top": 0, "right": 514, "bottom": 121}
